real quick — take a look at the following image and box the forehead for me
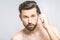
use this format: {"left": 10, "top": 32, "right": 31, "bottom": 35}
{"left": 21, "top": 8, "right": 37, "bottom": 16}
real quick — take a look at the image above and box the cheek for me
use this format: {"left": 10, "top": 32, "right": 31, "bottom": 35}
{"left": 21, "top": 18, "right": 28, "bottom": 25}
{"left": 32, "top": 17, "right": 38, "bottom": 24}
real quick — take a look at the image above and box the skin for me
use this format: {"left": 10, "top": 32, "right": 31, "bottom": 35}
{"left": 11, "top": 8, "right": 60, "bottom": 40}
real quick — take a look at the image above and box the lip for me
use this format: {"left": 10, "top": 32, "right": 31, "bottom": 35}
{"left": 28, "top": 25, "right": 34, "bottom": 27}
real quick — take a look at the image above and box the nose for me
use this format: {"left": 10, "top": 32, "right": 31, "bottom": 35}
{"left": 28, "top": 18, "right": 32, "bottom": 23}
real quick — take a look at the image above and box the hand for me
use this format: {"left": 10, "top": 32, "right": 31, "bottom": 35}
{"left": 39, "top": 14, "right": 49, "bottom": 29}
{"left": 39, "top": 14, "right": 60, "bottom": 40}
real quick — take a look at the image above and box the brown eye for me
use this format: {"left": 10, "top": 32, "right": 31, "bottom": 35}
{"left": 31, "top": 15, "right": 35, "bottom": 17}
{"left": 23, "top": 16, "right": 28, "bottom": 18}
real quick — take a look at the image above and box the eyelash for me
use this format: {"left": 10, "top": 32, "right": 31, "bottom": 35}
{"left": 24, "top": 16, "right": 28, "bottom": 18}
{"left": 23, "top": 15, "right": 35, "bottom": 18}
{"left": 32, "top": 15, "right": 35, "bottom": 17}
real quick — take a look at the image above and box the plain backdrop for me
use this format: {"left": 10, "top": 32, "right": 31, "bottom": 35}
{"left": 0, "top": 0, "right": 60, "bottom": 40}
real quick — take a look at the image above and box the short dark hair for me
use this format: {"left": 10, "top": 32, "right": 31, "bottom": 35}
{"left": 19, "top": 1, "right": 41, "bottom": 14}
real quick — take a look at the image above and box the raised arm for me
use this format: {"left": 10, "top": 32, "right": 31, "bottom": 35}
{"left": 39, "top": 14, "right": 60, "bottom": 40}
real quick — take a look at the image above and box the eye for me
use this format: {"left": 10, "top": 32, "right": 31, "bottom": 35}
{"left": 31, "top": 15, "right": 35, "bottom": 17}
{"left": 23, "top": 16, "right": 28, "bottom": 18}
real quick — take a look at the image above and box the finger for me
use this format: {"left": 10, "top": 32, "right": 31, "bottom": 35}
{"left": 39, "top": 14, "right": 46, "bottom": 23}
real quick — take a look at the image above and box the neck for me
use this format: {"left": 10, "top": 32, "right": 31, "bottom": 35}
{"left": 23, "top": 24, "right": 40, "bottom": 35}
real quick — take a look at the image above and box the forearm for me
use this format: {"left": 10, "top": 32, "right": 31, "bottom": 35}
{"left": 44, "top": 25, "right": 60, "bottom": 40}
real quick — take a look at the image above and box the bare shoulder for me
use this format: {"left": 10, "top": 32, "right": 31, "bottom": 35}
{"left": 11, "top": 31, "right": 23, "bottom": 40}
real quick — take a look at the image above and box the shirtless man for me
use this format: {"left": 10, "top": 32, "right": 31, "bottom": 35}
{"left": 11, "top": 1, "right": 60, "bottom": 40}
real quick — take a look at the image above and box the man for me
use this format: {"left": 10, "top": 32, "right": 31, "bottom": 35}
{"left": 11, "top": 1, "right": 60, "bottom": 40}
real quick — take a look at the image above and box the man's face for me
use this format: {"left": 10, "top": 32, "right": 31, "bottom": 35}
{"left": 20, "top": 8, "right": 39, "bottom": 31}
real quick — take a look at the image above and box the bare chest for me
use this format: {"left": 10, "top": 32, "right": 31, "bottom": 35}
{"left": 22, "top": 33, "right": 48, "bottom": 40}
{"left": 23, "top": 35, "right": 41, "bottom": 40}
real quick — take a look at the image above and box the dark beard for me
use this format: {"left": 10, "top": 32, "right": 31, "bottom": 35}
{"left": 24, "top": 23, "right": 37, "bottom": 31}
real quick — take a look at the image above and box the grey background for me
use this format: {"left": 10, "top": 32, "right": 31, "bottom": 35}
{"left": 0, "top": 0, "right": 60, "bottom": 40}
